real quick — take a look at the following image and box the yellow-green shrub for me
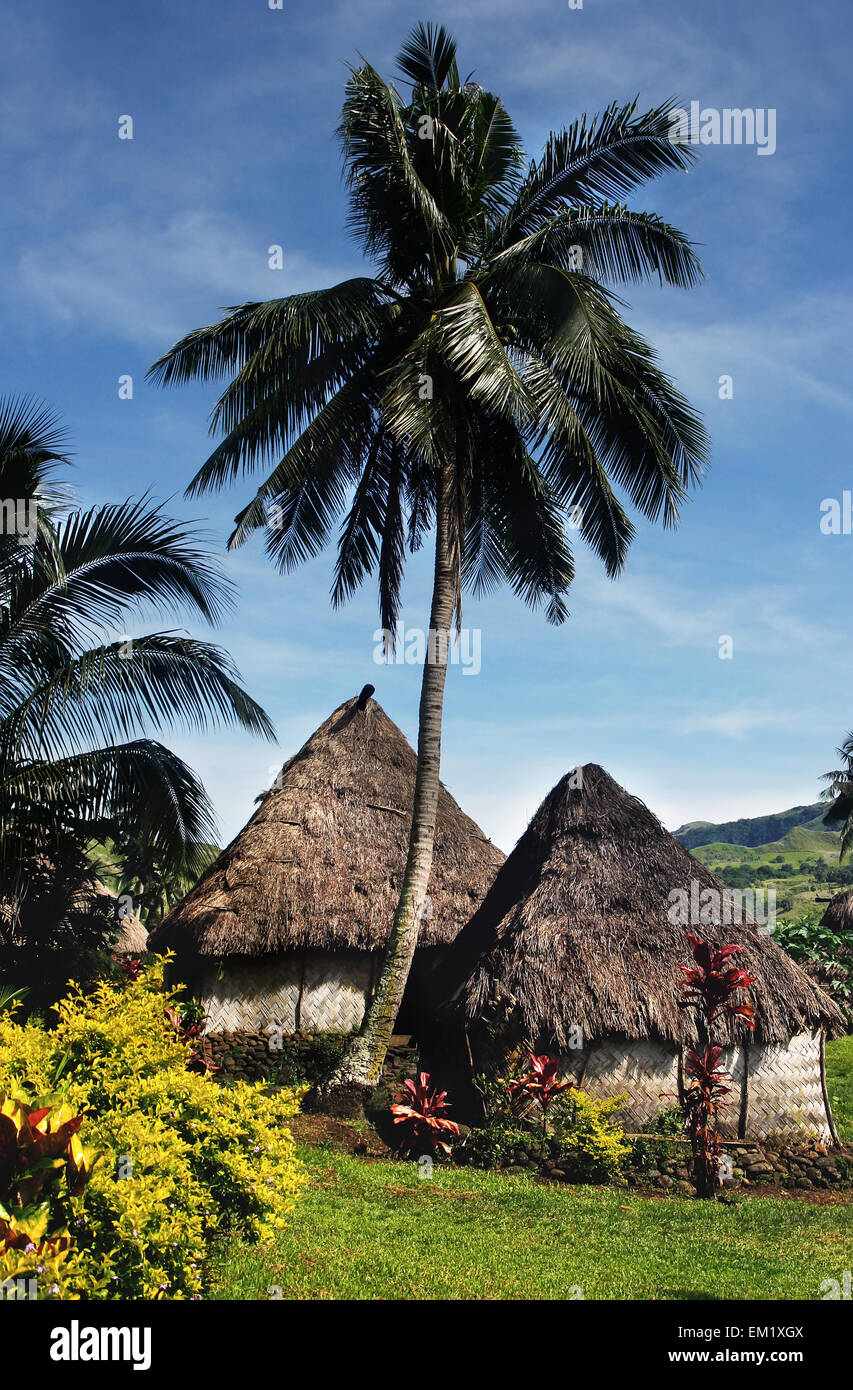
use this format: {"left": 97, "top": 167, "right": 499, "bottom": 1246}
{"left": 551, "top": 1088, "right": 632, "bottom": 1182}
{"left": 0, "top": 958, "right": 306, "bottom": 1298}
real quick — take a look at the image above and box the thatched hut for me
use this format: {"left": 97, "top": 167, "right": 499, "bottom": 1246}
{"left": 434, "top": 765, "right": 844, "bottom": 1141}
{"left": 149, "top": 691, "right": 504, "bottom": 1036}
{"left": 820, "top": 888, "right": 853, "bottom": 933}
{"left": 94, "top": 882, "right": 148, "bottom": 955}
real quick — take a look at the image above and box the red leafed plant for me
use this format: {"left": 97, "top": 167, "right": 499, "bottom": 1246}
{"left": 163, "top": 1005, "right": 220, "bottom": 1075}
{"left": 506, "top": 1053, "right": 573, "bottom": 1135}
{"left": 679, "top": 935, "right": 756, "bottom": 1198}
{"left": 390, "top": 1073, "right": 460, "bottom": 1157}
{"left": 0, "top": 1093, "right": 96, "bottom": 1271}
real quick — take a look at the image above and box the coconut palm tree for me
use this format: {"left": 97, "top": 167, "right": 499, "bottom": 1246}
{"left": 148, "top": 23, "right": 708, "bottom": 1111}
{"left": 0, "top": 394, "right": 274, "bottom": 951}
{"left": 821, "top": 734, "right": 853, "bottom": 859}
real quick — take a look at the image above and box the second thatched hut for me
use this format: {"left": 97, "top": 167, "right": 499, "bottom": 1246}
{"left": 434, "top": 764, "right": 844, "bottom": 1141}
{"left": 820, "top": 888, "right": 853, "bottom": 934}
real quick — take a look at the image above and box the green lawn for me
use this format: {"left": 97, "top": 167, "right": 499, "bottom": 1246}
{"left": 826, "top": 1035, "right": 853, "bottom": 1140}
{"left": 208, "top": 1144, "right": 853, "bottom": 1301}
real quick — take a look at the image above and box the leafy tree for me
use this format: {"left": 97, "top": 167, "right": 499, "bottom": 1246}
{"left": 148, "top": 23, "right": 708, "bottom": 1110}
{"left": 88, "top": 833, "right": 220, "bottom": 928}
{"left": 0, "top": 394, "right": 274, "bottom": 985}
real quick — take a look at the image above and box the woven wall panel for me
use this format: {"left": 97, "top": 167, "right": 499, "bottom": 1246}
{"left": 559, "top": 1032, "right": 830, "bottom": 1141}
{"left": 300, "top": 954, "right": 373, "bottom": 1033}
{"left": 740, "top": 1031, "right": 829, "bottom": 1141}
{"left": 200, "top": 958, "right": 303, "bottom": 1034}
{"left": 560, "top": 1039, "right": 678, "bottom": 1131}
{"left": 199, "top": 953, "right": 373, "bottom": 1035}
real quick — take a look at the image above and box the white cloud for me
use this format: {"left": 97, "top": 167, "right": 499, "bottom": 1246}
{"left": 12, "top": 207, "right": 360, "bottom": 347}
{"left": 636, "top": 293, "right": 853, "bottom": 420}
{"left": 677, "top": 707, "right": 797, "bottom": 739}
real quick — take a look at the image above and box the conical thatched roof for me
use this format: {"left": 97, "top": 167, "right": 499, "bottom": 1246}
{"left": 92, "top": 881, "right": 148, "bottom": 954}
{"left": 149, "top": 693, "right": 504, "bottom": 958}
{"left": 437, "top": 764, "right": 844, "bottom": 1046}
{"left": 820, "top": 888, "right": 853, "bottom": 933}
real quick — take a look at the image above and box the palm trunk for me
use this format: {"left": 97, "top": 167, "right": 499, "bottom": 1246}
{"left": 315, "top": 468, "right": 456, "bottom": 1116}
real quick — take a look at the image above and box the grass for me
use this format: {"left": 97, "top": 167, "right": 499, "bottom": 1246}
{"left": 208, "top": 1144, "right": 853, "bottom": 1301}
{"left": 826, "top": 1035, "right": 853, "bottom": 1140}
{"left": 206, "top": 1038, "right": 853, "bottom": 1301}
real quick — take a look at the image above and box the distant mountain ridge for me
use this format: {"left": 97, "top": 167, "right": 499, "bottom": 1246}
{"left": 673, "top": 802, "right": 837, "bottom": 851}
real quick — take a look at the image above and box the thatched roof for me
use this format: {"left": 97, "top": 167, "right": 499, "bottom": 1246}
{"left": 149, "top": 693, "right": 504, "bottom": 958}
{"left": 820, "top": 888, "right": 853, "bottom": 934}
{"left": 93, "top": 883, "right": 148, "bottom": 955}
{"left": 436, "top": 765, "right": 844, "bottom": 1046}
{"left": 0, "top": 870, "right": 146, "bottom": 953}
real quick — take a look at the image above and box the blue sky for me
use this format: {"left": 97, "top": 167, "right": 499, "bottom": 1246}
{"left": 2, "top": 0, "right": 851, "bottom": 852}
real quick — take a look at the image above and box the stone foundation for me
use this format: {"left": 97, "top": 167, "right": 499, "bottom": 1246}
{"left": 204, "top": 1029, "right": 419, "bottom": 1094}
{"left": 625, "top": 1134, "right": 852, "bottom": 1191}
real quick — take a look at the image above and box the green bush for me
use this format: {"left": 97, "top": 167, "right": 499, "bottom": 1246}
{"left": 459, "top": 1073, "right": 630, "bottom": 1184}
{"left": 0, "top": 957, "right": 306, "bottom": 1298}
{"left": 629, "top": 1107, "right": 685, "bottom": 1173}
{"left": 549, "top": 1088, "right": 632, "bottom": 1183}
{"left": 774, "top": 911, "right": 852, "bottom": 1022}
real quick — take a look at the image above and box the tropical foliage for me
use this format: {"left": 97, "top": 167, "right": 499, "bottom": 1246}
{"left": 0, "top": 1091, "right": 99, "bottom": 1299}
{"left": 463, "top": 1067, "right": 629, "bottom": 1182}
{"left": 89, "top": 834, "right": 220, "bottom": 929}
{"left": 822, "top": 732, "right": 853, "bottom": 859}
{"left": 0, "top": 394, "right": 273, "bottom": 991}
{"left": 0, "top": 957, "right": 306, "bottom": 1298}
{"left": 390, "top": 1071, "right": 460, "bottom": 1156}
{"left": 679, "top": 935, "right": 756, "bottom": 1198}
{"left": 773, "top": 910, "right": 852, "bottom": 1022}
{"left": 506, "top": 1051, "right": 573, "bottom": 1132}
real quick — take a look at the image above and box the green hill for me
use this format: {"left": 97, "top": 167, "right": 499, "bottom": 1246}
{"left": 686, "top": 821, "right": 850, "bottom": 921}
{"left": 674, "top": 802, "right": 837, "bottom": 851}
{"left": 690, "top": 824, "right": 842, "bottom": 867}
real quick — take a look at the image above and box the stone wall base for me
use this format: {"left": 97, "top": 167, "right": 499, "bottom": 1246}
{"left": 626, "top": 1134, "right": 852, "bottom": 1191}
{"left": 204, "top": 1029, "right": 419, "bottom": 1096}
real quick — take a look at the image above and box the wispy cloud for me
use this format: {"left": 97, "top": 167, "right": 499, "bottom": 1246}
{"left": 677, "top": 706, "right": 800, "bottom": 739}
{"left": 11, "top": 207, "right": 358, "bottom": 346}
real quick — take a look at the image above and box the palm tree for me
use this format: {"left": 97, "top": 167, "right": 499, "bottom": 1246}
{"left": 0, "top": 394, "right": 275, "bottom": 952}
{"left": 821, "top": 734, "right": 853, "bottom": 859}
{"left": 148, "top": 23, "right": 708, "bottom": 1112}
{"left": 90, "top": 831, "right": 220, "bottom": 927}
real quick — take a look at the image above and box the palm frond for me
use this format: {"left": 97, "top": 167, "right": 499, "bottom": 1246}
{"left": 396, "top": 21, "right": 458, "bottom": 92}
{"left": 490, "top": 99, "right": 696, "bottom": 252}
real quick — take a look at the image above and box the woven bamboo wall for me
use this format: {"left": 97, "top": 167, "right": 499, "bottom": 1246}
{"left": 736, "top": 1031, "right": 829, "bottom": 1140}
{"left": 560, "top": 1039, "right": 678, "bottom": 1131}
{"left": 558, "top": 1031, "right": 831, "bottom": 1141}
{"left": 199, "top": 952, "right": 374, "bottom": 1035}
